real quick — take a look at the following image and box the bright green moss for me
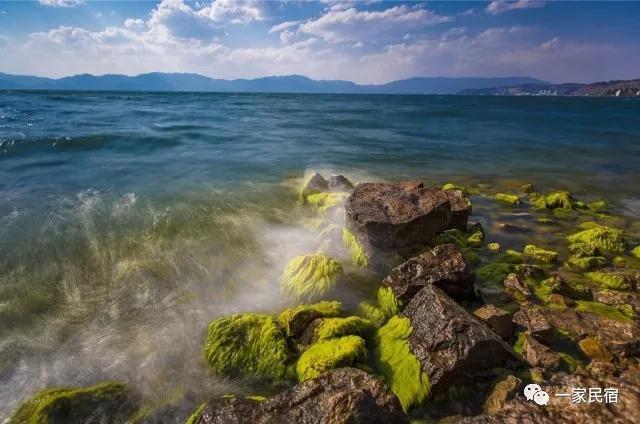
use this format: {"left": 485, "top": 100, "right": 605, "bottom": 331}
{"left": 477, "top": 263, "right": 513, "bottom": 284}
{"left": 280, "top": 254, "right": 344, "bottom": 302}
{"left": 523, "top": 244, "right": 558, "bottom": 263}
{"left": 545, "top": 191, "right": 574, "bottom": 209}
{"left": 553, "top": 208, "right": 578, "bottom": 220}
{"left": 558, "top": 353, "right": 581, "bottom": 373}
{"left": 377, "top": 286, "right": 400, "bottom": 318}
{"left": 566, "top": 256, "right": 608, "bottom": 271}
{"left": 574, "top": 300, "right": 632, "bottom": 323}
{"left": 204, "top": 313, "right": 293, "bottom": 381}
{"left": 277, "top": 300, "right": 343, "bottom": 337}
{"left": 342, "top": 228, "right": 368, "bottom": 268}
{"left": 566, "top": 225, "right": 627, "bottom": 255}
{"left": 487, "top": 242, "right": 501, "bottom": 253}
{"left": 466, "top": 230, "right": 484, "bottom": 248}
{"left": 537, "top": 217, "right": 554, "bottom": 225}
{"left": 532, "top": 278, "right": 555, "bottom": 302}
{"left": 358, "top": 301, "right": 387, "bottom": 328}
{"left": 494, "top": 250, "right": 523, "bottom": 264}
{"left": 588, "top": 200, "right": 608, "bottom": 212}
{"left": 9, "top": 382, "right": 132, "bottom": 424}
{"left": 435, "top": 228, "right": 467, "bottom": 248}
{"left": 632, "top": 246, "right": 640, "bottom": 259}
{"left": 310, "top": 316, "right": 374, "bottom": 343}
{"left": 494, "top": 193, "right": 520, "bottom": 205}
{"left": 374, "top": 317, "right": 430, "bottom": 411}
{"left": 513, "top": 332, "right": 527, "bottom": 356}
{"left": 296, "top": 335, "right": 367, "bottom": 382}
{"left": 619, "top": 304, "right": 635, "bottom": 318}
{"left": 442, "top": 183, "right": 469, "bottom": 195}
{"left": 586, "top": 272, "right": 631, "bottom": 291}
{"left": 185, "top": 403, "right": 206, "bottom": 424}
{"left": 306, "top": 192, "right": 348, "bottom": 214}
{"left": 245, "top": 395, "right": 267, "bottom": 402}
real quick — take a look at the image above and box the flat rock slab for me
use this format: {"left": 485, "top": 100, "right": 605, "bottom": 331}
{"left": 345, "top": 182, "right": 470, "bottom": 260}
{"left": 194, "top": 368, "right": 409, "bottom": 424}
{"left": 402, "top": 285, "right": 512, "bottom": 393}
{"left": 382, "top": 244, "right": 475, "bottom": 303}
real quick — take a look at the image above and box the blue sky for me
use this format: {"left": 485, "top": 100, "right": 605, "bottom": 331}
{"left": 0, "top": 1, "right": 638, "bottom": 83}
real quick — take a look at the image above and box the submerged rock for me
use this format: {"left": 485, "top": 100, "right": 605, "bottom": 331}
{"left": 523, "top": 244, "right": 558, "bottom": 264}
{"left": 296, "top": 335, "right": 367, "bottom": 381}
{"left": 191, "top": 368, "right": 409, "bottom": 424}
{"left": 567, "top": 225, "right": 627, "bottom": 255}
{"left": 401, "top": 285, "right": 512, "bottom": 394}
{"left": 203, "top": 313, "right": 293, "bottom": 381}
{"left": 280, "top": 254, "right": 344, "bottom": 302}
{"left": 9, "top": 382, "right": 137, "bottom": 424}
{"left": 494, "top": 193, "right": 520, "bottom": 205}
{"left": 344, "top": 182, "right": 470, "bottom": 263}
{"left": 382, "top": 244, "right": 474, "bottom": 304}
{"left": 277, "top": 301, "right": 343, "bottom": 338}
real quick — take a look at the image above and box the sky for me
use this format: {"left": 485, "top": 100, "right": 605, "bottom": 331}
{"left": 0, "top": 1, "right": 639, "bottom": 84}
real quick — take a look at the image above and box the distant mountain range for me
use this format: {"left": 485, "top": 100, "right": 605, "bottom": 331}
{"left": 460, "top": 79, "right": 640, "bottom": 97}
{"left": 0, "top": 72, "right": 546, "bottom": 95}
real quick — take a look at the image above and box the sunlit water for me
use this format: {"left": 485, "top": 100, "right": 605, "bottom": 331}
{"left": 1, "top": 91, "right": 639, "bottom": 420}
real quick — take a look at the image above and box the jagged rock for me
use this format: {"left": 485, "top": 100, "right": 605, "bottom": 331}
{"left": 543, "top": 275, "right": 592, "bottom": 300}
{"left": 460, "top": 373, "right": 640, "bottom": 423}
{"left": 478, "top": 286, "right": 513, "bottom": 305}
{"left": 503, "top": 273, "right": 533, "bottom": 301}
{"left": 328, "top": 175, "right": 354, "bottom": 191}
{"left": 483, "top": 375, "right": 521, "bottom": 415}
{"left": 594, "top": 289, "right": 640, "bottom": 314}
{"left": 545, "top": 307, "right": 640, "bottom": 358}
{"left": 516, "top": 333, "right": 561, "bottom": 370}
{"left": 382, "top": 244, "right": 474, "bottom": 304}
{"left": 345, "top": 182, "right": 470, "bottom": 262}
{"left": 303, "top": 173, "right": 329, "bottom": 195}
{"left": 512, "top": 305, "right": 554, "bottom": 344}
{"left": 402, "top": 285, "right": 512, "bottom": 393}
{"left": 473, "top": 305, "right": 513, "bottom": 339}
{"left": 192, "top": 368, "right": 409, "bottom": 424}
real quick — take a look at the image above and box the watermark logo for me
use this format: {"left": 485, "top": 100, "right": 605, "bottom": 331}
{"left": 524, "top": 383, "right": 549, "bottom": 405}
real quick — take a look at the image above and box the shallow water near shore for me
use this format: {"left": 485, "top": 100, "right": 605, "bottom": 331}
{"left": 1, "top": 91, "right": 640, "bottom": 419}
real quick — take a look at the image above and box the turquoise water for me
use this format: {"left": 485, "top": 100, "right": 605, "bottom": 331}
{"left": 1, "top": 91, "right": 639, "bottom": 419}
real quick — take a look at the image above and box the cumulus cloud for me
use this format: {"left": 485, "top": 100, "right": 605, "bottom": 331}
{"left": 269, "top": 20, "right": 301, "bottom": 34}
{"left": 486, "top": 0, "right": 545, "bottom": 15}
{"left": 299, "top": 4, "right": 451, "bottom": 43}
{"left": 39, "top": 0, "right": 83, "bottom": 7}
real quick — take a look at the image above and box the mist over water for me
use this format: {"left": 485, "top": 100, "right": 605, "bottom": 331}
{"left": 1, "top": 91, "right": 639, "bottom": 419}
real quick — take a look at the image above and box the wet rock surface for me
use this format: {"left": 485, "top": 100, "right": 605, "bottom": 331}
{"left": 345, "top": 182, "right": 470, "bottom": 261}
{"left": 517, "top": 333, "right": 561, "bottom": 370}
{"left": 382, "top": 244, "right": 475, "bottom": 303}
{"left": 193, "top": 368, "right": 409, "bottom": 424}
{"left": 513, "top": 304, "right": 554, "bottom": 344}
{"left": 473, "top": 305, "right": 513, "bottom": 339}
{"left": 402, "top": 284, "right": 512, "bottom": 393}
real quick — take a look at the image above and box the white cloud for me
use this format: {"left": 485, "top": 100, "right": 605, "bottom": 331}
{"left": 269, "top": 20, "right": 301, "bottom": 34}
{"left": 198, "top": 0, "right": 265, "bottom": 24}
{"left": 486, "top": 1, "right": 544, "bottom": 15}
{"left": 39, "top": 0, "right": 83, "bottom": 7}
{"left": 299, "top": 5, "right": 451, "bottom": 43}
{"left": 124, "top": 18, "right": 145, "bottom": 30}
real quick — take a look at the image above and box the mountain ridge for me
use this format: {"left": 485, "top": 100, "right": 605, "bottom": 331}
{"left": 0, "top": 72, "right": 546, "bottom": 94}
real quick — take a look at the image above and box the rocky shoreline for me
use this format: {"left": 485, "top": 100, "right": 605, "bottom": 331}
{"left": 9, "top": 174, "right": 640, "bottom": 423}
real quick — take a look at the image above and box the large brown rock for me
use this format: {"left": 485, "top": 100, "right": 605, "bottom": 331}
{"left": 382, "top": 244, "right": 475, "bottom": 303}
{"left": 193, "top": 368, "right": 408, "bottom": 424}
{"left": 345, "top": 182, "right": 470, "bottom": 261}
{"left": 402, "top": 285, "right": 512, "bottom": 393}
{"left": 517, "top": 333, "right": 561, "bottom": 370}
{"left": 512, "top": 304, "right": 554, "bottom": 344}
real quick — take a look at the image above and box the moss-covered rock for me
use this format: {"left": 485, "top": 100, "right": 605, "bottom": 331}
{"left": 9, "top": 382, "right": 135, "bottom": 424}
{"left": 494, "top": 249, "right": 523, "bottom": 264}
{"left": 204, "top": 313, "right": 293, "bottom": 381}
{"left": 632, "top": 246, "right": 640, "bottom": 259}
{"left": 578, "top": 337, "right": 613, "bottom": 362}
{"left": 357, "top": 302, "right": 387, "bottom": 328}
{"left": 588, "top": 200, "right": 609, "bottom": 212}
{"left": 277, "top": 301, "right": 343, "bottom": 337}
{"left": 185, "top": 402, "right": 206, "bottom": 424}
{"left": 466, "top": 230, "right": 484, "bottom": 248}
{"left": 306, "top": 316, "right": 374, "bottom": 343}
{"left": 306, "top": 192, "right": 348, "bottom": 214}
{"left": 574, "top": 300, "right": 633, "bottom": 323}
{"left": 342, "top": 228, "right": 368, "bottom": 268}
{"left": 477, "top": 263, "right": 513, "bottom": 285}
{"left": 377, "top": 286, "right": 400, "bottom": 318}
{"left": 487, "top": 242, "right": 501, "bottom": 253}
{"left": 545, "top": 191, "right": 575, "bottom": 209}
{"left": 280, "top": 254, "right": 344, "bottom": 302}
{"left": 523, "top": 244, "right": 558, "bottom": 263}
{"left": 373, "top": 316, "right": 430, "bottom": 411}
{"left": 462, "top": 248, "right": 482, "bottom": 265}
{"left": 295, "top": 335, "right": 366, "bottom": 382}
{"left": 494, "top": 193, "right": 520, "bottom": 205}
{"left": 442, "top": 183, "right": 469, "bottom": 195}
{"left": 566, "top": 256, "right": 608, "bottom": 271}
{"left": 567, "top": 225, "right": 627, "bottom": 255}
{"left": 586, "top": 272, "right": 632, "bottom": 291}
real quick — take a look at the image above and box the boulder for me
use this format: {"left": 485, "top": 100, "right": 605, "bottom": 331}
{"left": 401, "top": 285, "right": 512, "bottom": 393}
{"left": 382, "top": 244, "right": 475, "bottom": 304}
{"left": 191, "top": 368, "right": 409, "bottom": 424}
{"left": 514, "top": 333, "right": 561, "bottom": 370}
{"left": 503, "top": 273, "right": 533, "bottom": 301}
{"left": 345, "top": 182, "right": 470, "bottom": 261}
{"left": 328, "top": 175, "right": 354, "bottom": 192}
{"left": 473, "top": 305, "right": 513, "bottom": 339}
{"left": 512, "top": 305, "right": 554, "bottom": 344}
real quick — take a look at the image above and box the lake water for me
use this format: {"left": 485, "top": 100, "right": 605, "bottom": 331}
{"left": 1, "top": 91, "right": 639, "bottom": 419}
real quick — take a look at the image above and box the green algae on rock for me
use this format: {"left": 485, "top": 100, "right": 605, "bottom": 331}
{"left": 185, "top": 402, "right": 206, "bottom": 424}
{"left": 277, "top": 300, "right": 343, "bottom": 337}
{"left": 487, "top": 242, "right": 501, "bottom": 253}
{"left": 566, "top": 225, "right": 627, "bottom": 255}
{"left": 477, "top": 263, "right": 513, "bottom": 285}
{"left": 574, "top": 300, "right": 633, "bottom": 323}
{"left": 377, "top": 286, "right": 400, "bottom": 318}
{"left": 545, "top": 191, "right": 575, "bottom": 209}
{"left": 566, "top": 256, "right": 608, "bottom": 271}
{"left": 494, "top": 193, "right": 520, "bottom": 205}
{"left": 308, "top": 316, "right": 374, "bottom": 343}
{"left": 204, "top": 313, "right": 293, "bottom": 381}
{"left": 306, "top": 192, "right": 348, "bottom": 214}
{"left": 523, "top": 244, "right": 558, "bottom": 263}
{"left": 494, "top": 249, "right": 523, "bottom": 264}
{"left": 632, "top": 246, "right": 640, "bottom": 259}
{"left": 342, "top": 228, "right": 368, "bottom": 268}
{"left": 295, "top": 335, "right": 366, "bottom": 382}
{"left": 586, "top": 272, "right": 632, "bottom": 291}
{"left": 357, "top": 302, "right": 387, "bottom": 328}
{"left": 9, "top": 382, "right": 135, "bottom": 424}
{"left": 442, "top": 182, "right": 469, "bottom": 195}
{"left": 280, "top": 254, "right": 344, "bottom": 302}
{"left": 373, "top": 316, "right": 430, "bottom": 411}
